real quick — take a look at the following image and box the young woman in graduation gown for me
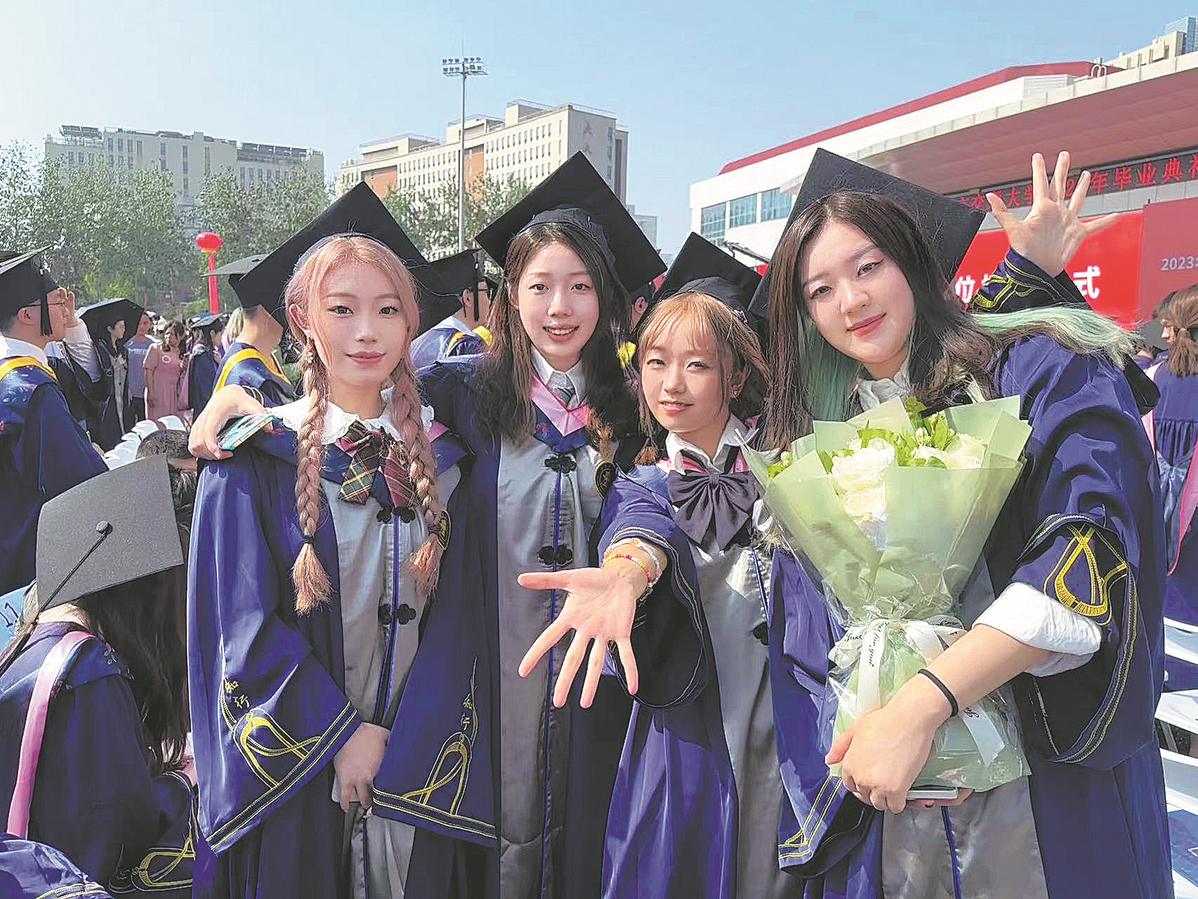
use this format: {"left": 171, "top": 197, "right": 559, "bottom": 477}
{"left": 0, "top": 457, "right": 201, "bottom": 897}
{"left": 187, "top": 232, "right": 492, "bottom": 899}
{"left": 1145, "top": 285, "right": 1198, "bottom": 688}
{"left": 586, "top": 282, "right": 805, "bottom": 899}
{"left": 758, "top": 153, "right": 1170, "bottom": 898}
{"left": 417, "top": 153, "right": 666, "bottom": 898}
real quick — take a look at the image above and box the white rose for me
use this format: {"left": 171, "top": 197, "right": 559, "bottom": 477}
{"left": 842, "top": 485, "right": 887, "bottom": 522}
{"left": 912, "top": 445, "right": 953, "bottom": 467}
{"left": 830, "top": 439, "right": 896, "bottom": 495}
{"left": 945, "top": 433, "right": 986, "bottom": 469}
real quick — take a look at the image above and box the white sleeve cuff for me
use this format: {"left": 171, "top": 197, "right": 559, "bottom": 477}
{"left": 974, "top": 581, "right": 1103, "bottom": 677}
{"left": 62, "top": 321, "right": 101, "bottom": 380}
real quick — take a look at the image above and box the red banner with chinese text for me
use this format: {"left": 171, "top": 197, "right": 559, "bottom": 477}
{"left": 953, "top": 211, "right": 1145, "bottom": 326}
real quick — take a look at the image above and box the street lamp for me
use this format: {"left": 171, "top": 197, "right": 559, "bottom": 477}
{"left": 442, "top": 56, "right": 487, "bottom": 252}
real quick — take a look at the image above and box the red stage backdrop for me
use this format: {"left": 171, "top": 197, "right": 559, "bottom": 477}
{"left": 953, "top": 211, "right": 1145, "bottom": 326}
{"left": 1138, "top": 196, "right": 1198, "bottom": 318}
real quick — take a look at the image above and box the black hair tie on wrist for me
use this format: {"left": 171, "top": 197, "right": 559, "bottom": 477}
{"left": 917, "top": 668, "right": 959, "bottom": 718}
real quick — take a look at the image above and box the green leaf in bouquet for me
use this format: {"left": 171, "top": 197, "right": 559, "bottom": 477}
{"left": 817, "top": 450, "right": 834, "bottom": 474}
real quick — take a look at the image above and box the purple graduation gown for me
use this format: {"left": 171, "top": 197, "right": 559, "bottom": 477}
{"left": 0, "top": 622, "right": 198, "bottom": 896}
{"left": 187, "top": 418, "right": 495, "bottom": 899}
{"left": 419, "top": 358, "right": 634, "bottom": 899}
{"left": 769, "top": 333, "right": 1171, "bottom": 898}
{"left": 212, "top": 340, "right": 296, "bottom": 407}
{"left": 0, "top": 358, "right": 107, "bottom": 594}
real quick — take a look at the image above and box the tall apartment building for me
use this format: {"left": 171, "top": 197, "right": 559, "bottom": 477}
{"left": 339, "top": 100, "right": 630, "bottom": 204}
{"left": 45, "top": 125, "right": 325, "bottom": 206}
{"left": 1105, "top": 16, "right": 1197, "bottom": 69}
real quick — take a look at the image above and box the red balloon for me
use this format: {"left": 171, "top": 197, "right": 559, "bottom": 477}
{"left": 195, "top": 231, "right": 223, "bottom": 253}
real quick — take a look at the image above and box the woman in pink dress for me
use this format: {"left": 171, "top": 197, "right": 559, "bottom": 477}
{"left": 144, "top": 321, "right": 187, "bottom": 422}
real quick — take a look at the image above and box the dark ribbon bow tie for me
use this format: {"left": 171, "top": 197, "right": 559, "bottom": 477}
{"left": 667, "top": 450, "right": 760, "bottom": 550}
{"left": 336, "top": 420, "right": 414, "bottom": 510}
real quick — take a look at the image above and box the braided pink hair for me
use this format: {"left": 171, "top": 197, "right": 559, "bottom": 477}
{"left": 285, "top": 236, "right": 445, "bottom": 613}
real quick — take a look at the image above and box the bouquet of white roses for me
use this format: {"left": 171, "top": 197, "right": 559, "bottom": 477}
{"left": 744, "top": 397, "right": 1033, "bottom": 791}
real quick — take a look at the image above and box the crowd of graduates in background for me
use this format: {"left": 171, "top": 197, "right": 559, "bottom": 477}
{"left": 0, "top": 147, "right": 1196, "bottom": 899}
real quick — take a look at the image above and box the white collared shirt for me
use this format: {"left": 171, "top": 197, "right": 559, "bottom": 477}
{"left": 275, "top": 392, "right": 402, "bottom": 445}
{"left": 664, "top": 413, "right": 750, "bottom": 472}
{"left": 530, "top": 346, "right": 587, "bottom": 402}
{"left": 1, "top": 335, "right": 49, "bottom": 366}
{"left": 44, "top": 322, "right": 101, "bottom": 380}
{"left": 855, "top": 361, "right": 912, "bottom": 412}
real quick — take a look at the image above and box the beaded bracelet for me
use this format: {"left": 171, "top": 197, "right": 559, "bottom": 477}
{"left": 602, "top": 550, "right": 660, "bottom": 602}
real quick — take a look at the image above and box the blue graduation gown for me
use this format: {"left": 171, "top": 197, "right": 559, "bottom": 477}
{"left": 769, "top": 335, "right": 1171, "bottom": 898}
{"left": 213, "top": 340, "right": 296, "bottom": 407}
{"left": 410, "top": 319, "right": 476, "bottom": 370}
{"left": 188, "top": 417, "right": 493, "bottom": 899}
{"left": 89, "top": 339, "right": 127, "bottom": 451}
{"left": 187, "top": 348, "right": 219, "bottom": 415}
{"left": 0, "top": 833, "right": 113, "bottom": 898}
{"left": 0, "top": 622, "right": 198, "bottom": 896}
{"left": 419, "top": 358, "right": 633, "bottom": 899}
{"left": 0, "top": 358, "right": 107, "bottom": 594}
{"left": 1148, "top": 366, "right": 1198, "bottom": 689}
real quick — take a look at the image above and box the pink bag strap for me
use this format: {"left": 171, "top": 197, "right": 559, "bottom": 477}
{"left": 1172, "top": 437, "right": 1198, "bottom": 577}
{"left": 1143, "top": 363, "right": 1162, "bottom": 451}
{"left": 6, "top": 629, "right": 94, "bottom": 838}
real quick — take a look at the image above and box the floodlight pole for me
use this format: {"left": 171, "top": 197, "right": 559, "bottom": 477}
{"left": 442, "top": 57, "right": 487, "bottom": 252}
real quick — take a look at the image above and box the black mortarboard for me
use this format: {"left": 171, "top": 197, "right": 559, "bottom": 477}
{"left": 647, "top": 233, "right": 762, "bottom": 322}
{"left": 424, "top": 249, "right": 485, "bottom": 329}
{"left": 1138, "top": 320, "right": 1171, "bottom": 352}
{"left": 189, "top": 312, "right": 222, "bottom": 330}
{"left": 79, "top": 297, "right": 145, "bottom": 347}
{"left": 748, "top": 148, "right": 984, "bottom": 319}
{"left": 209, "top": 254, "right": 275, "bottom": 319}
{"left": 34, "top": 457, "right": 184, "bottom": 612}
{"left": 233, "top": 182, "right": 448, "bottom": 331}
{"left": 0, "top": 247, "right": 59, "bottom": 336}
{"left": 475, "top": 152, "right": 665, "bottom": 292}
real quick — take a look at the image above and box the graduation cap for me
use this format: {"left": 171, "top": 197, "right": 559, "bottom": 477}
{"left": 189, "top": 312, "right": 222, "bottom": 330}
{"left": 646, "top": 233, "right": 762, "bottom": 324}
{"left": 425, "top": 249, "right": 489, "bottom": 325}
{"left": 748, "top": 148, "right": 984, "bottom": 319}
{"left": 208, "top": 254, "right": 275, "bottom": 319}
{"left": 79, "top": 297, "right": 146, "bottom": 347}
{"left": 0, "top": 247, "right": 59, "bottom": 336}
{"left": 34, "top": 457, "right": 185, "bottom": 613}
{"left": 475, "top": 152, "right": 665, "bottom": 293}
{"left": 233, "top": 182, "right": 449, "bottom": 336}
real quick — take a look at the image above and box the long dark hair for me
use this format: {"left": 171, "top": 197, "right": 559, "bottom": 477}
{"left": 763, "top": 191, "right": 1135, "bottom": 450}
{"left": 0, "top": 467, "right": 196, "bottom": 775}
{"left": 474, "top": 220, "right": 640, "bottom": 449}
{"left": 765, "top": 193, "right": 1006, "bottom": 450}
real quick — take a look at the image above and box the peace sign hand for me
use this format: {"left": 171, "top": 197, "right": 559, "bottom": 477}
{"left": 517, "top": 563, "right": 643, "bottom": 709}
{"left": 986, "top": 151, "right": 1117, "bottom": 277}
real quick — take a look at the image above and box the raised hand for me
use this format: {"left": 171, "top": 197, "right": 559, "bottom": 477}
{"left": 517, "top": 562, "right": 644, "bottom": 709}
{"left": 986, "top": 151, "right": 1117, "bottom": 277}
{"left": 63, "top": 289, "right": 79, "bottom": 327}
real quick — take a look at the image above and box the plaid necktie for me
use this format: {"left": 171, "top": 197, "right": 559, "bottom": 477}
{"left": 336, "top": 420, "right": 414, "bottom": 510}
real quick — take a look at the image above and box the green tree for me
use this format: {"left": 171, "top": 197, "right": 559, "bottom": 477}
{"left": 383, "top": 173, "right": 531, "bottom": 261}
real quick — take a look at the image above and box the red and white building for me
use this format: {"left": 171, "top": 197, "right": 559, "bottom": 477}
{"left": 690, "top": 51, "right": 1198, "bottom": 324}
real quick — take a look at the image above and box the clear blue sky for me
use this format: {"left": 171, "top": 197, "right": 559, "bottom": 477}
{"left": 2, "top": 0, "right": 1191, "bottom": 254}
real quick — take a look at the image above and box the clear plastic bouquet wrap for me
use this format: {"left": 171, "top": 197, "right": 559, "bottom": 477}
{"left": 743, "top": 397, "right": 1034, "bottom": 791}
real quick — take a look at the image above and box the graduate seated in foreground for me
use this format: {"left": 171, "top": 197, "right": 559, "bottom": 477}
{"left": 753, "top": 149, "right": 1169, "bottom": 898}
{"left": 0, "top": 248, "right": 108, "bottom": 595}
{"left": 187, "top": 183, "right": 494, "bottom": 899}
{"left": 208, "top": 253, "right": 298, "bottom": 406}
{"left": 0, "top": 456, "right": 199, "bottom": 897}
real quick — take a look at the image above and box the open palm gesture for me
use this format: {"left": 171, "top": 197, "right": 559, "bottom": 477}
{"left": 517, "top": 566, "right": 642, "bottom": 709}
{"left": 987, "top": 151, "right": 1116, "bottom": 277}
